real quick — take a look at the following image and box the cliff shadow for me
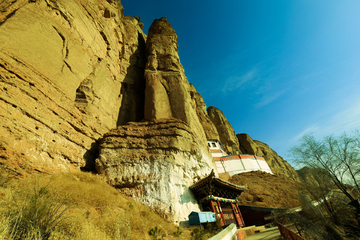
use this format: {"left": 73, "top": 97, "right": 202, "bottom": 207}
{"left": 117, "top": 32, "right": 146, "bottom": 126}
{"left": 81, "top": 138, "right": 101, "bottom": 173}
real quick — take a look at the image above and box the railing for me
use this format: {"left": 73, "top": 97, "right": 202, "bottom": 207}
{"left": 276, "top": 221, "right": 304, "bottom": 240}
{"left": 208, "top": 223, "right": 243, "bottom": 240}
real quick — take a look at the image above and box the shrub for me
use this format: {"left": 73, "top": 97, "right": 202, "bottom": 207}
{"left": 173, "top": 226, "right": 182, "bottom": 237}
{"left": 191, "top": 227, "right": 206, "bottom": 240}
{"left": 149, "top": 226, "right": 164, "bottom": 240}
{"left": 4, "top": 182, "right": 68, "bottom": 240}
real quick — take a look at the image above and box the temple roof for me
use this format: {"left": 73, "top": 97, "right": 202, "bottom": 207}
{"left": 189, "top": 170, "right": 247, "bottom": 200}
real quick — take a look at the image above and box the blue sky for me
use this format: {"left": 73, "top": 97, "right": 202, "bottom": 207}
{"left": 122, "top": 0, "right": 360, "bottom": 167}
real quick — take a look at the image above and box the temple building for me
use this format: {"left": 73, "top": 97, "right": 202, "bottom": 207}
{"left": 189, "top": 170, "right": 246, "bottom": 228}
{"left": 207, "top": 139, "right": 273, "bottom": 179}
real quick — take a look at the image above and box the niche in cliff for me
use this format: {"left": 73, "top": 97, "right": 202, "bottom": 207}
{"left": 117, "top": 19, "right": 147, "bottom": 126}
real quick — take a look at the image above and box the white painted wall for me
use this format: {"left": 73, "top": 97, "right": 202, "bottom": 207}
{"left": 208, "top": 139, "right": 273, "bottom": 176}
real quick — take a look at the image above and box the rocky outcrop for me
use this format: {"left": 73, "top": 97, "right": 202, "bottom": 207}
{"left": 237, "top": 133, "right": 262, "bottom": 156}
{"left": 143, "top": 18, "right": 208, "bottom": 148}
{"left": 237, "top": 134, "right": 302, "bottom": 182}
{"left": 189, "top": 84, "right": 220, "bottom": 140}
{"left": 0, "top": 0, "right": 146, "bottom": 172}
{"left": 95, "top": 119, "right": 215, "bottom": 223}
{"left": 95, "top": 18, "right": 216, "bottom": 223}
{"left": 208, "top": 106, "right": 241, "bottom": 155}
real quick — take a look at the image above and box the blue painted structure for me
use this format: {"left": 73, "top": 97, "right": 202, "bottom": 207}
{"left": 188, "top": 211, "right": 216, "bottom": 225}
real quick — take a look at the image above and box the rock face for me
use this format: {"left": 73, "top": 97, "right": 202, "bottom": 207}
{"left": 237, "top": 134, "right": 302, "bottom": 182}
{"left": 143, "top": 18, "right": 207, "bottom": 148}
{"left": 95, "top": 119, "right": 215, "bottom": 223}
{"left": 95, "top": 18, "right": 216, "bottom": 223}
{"left": 190, "top": 84, "right": 220, "bottom": 140}
{"left": 1, "top": 0, "right": 303, "bottom": 224}
{"left": 0, "top": 0, "right": 146, "bottom": 172}
{"left": 208, "top": 106, "right": 241, "bottom": 155}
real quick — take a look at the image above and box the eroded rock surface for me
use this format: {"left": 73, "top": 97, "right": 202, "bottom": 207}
{"left": 95, "top": 119, "right": 215, "bottom": 223}
{"left": 208, "top": 106, "right": 241, "bottom": 155}
{"left": 0, "top": 0, "right": 146, "bottom": 172}
{"left": 143, "top": 18, "right": 208, "bottom": 147}
{"left": 96, "top": 18, "right": 217, "bottom": 223}
{"left": 237, "top": 133, "right": 302, "bottom": 182}
{"left": 190, "top": 84, "right": 220, "bottom": 140}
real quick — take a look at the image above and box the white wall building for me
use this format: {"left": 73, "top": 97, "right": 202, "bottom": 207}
{"left": 208, "top": 139, "right": 273, "bottom": 177}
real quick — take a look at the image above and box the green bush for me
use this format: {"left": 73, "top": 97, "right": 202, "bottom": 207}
{"left": 148, "top": 226, "right": 164, "bottom": 240}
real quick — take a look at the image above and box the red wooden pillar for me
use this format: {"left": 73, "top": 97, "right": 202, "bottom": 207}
{"left": 217, "top": 200, "right": 226, "bottom": 226}
{"left": 235, "top": 202, "right": 245, "bottom": 227}
{"left": 231, "top": 202, "right": 245, "bottom": 228}
{"left": 210, "top": 200, "right": 225, "bottom": 226}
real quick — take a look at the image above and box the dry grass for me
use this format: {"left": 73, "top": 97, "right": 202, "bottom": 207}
{"left": 0, "top": 171, "right": 192, "bottom": 239}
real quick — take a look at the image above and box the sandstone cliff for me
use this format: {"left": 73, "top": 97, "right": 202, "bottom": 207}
{"left": 95, "top": 18, "right": 216, "bottom": 223}
{"left": 0, "top": 0, "right": 146, "bottom": 172}
{"left": 95, "top": 119, "right": 214, "bottom": 223}
{"left": 237, "top": 134, "right": 302, "bottom": 182}
{"left": 189, "top": 84, "right": 220, "bottom": 140}
{"left": 143, "top": 18, "right": 208, "bottom": 148}
{"left": 0, "top": 0, "right": 303, "bottom": 225}
{"left": 208, "top": 106, "right": 241, "bottom": 155}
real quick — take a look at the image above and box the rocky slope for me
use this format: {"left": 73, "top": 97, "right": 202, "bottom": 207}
{"left": 229, "top": 171, "right": 308, "bottom": 208}
{"left": 0, "top": 0, "right": 145, "bottom": 172}
{"left": 237, "top": 134, "right": 302, "bottom": 182}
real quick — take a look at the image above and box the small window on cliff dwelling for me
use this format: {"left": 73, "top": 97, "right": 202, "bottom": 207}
{"left": 212, "top": 143, "right": 216, "bottom": 148}
{"left": 208, "top": 143, "right": 211, "bottom": 148}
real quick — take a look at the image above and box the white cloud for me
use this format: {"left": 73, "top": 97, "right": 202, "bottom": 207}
{"left": 221, "top": 68, "right": 257, "bottom": 94}
{"left": 291, "top": 125, "right": 319, "bottom": 143}
{"left": 321, "top": 100, "right": 360, "bottom": 135}
{"left": 290, "top": 99, "right": 360, "bottom": 144}
{"left": 255, "top": 89, "right": 287, "bottom": 108}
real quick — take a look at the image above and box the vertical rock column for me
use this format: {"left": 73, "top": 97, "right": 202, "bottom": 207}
{"left": 143, "top": 17, "right": 208, "bottom": 147}
{"left": 96, "top": 18, "right": 218, "bottom": 224}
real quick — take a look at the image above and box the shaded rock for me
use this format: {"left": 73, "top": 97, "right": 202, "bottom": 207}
{"left": 208, "top": 106, "right": 241, "bottom": 154}
{"left": 237, "top": 133, "right": 262, "bottom": 156}
{"left": 237, "top": 134, "right": 302, "bottom": 182}
{"left": 95, "top": 119, "right": 215, "bottom": 223}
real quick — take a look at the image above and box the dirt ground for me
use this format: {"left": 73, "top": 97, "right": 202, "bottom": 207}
{"left": 229, "top": 171, "right": 308, "bottom": 209}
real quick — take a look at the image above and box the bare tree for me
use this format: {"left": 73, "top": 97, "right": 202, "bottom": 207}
{"left": 290, "top": 133, "right": 360, "bottom": 209}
